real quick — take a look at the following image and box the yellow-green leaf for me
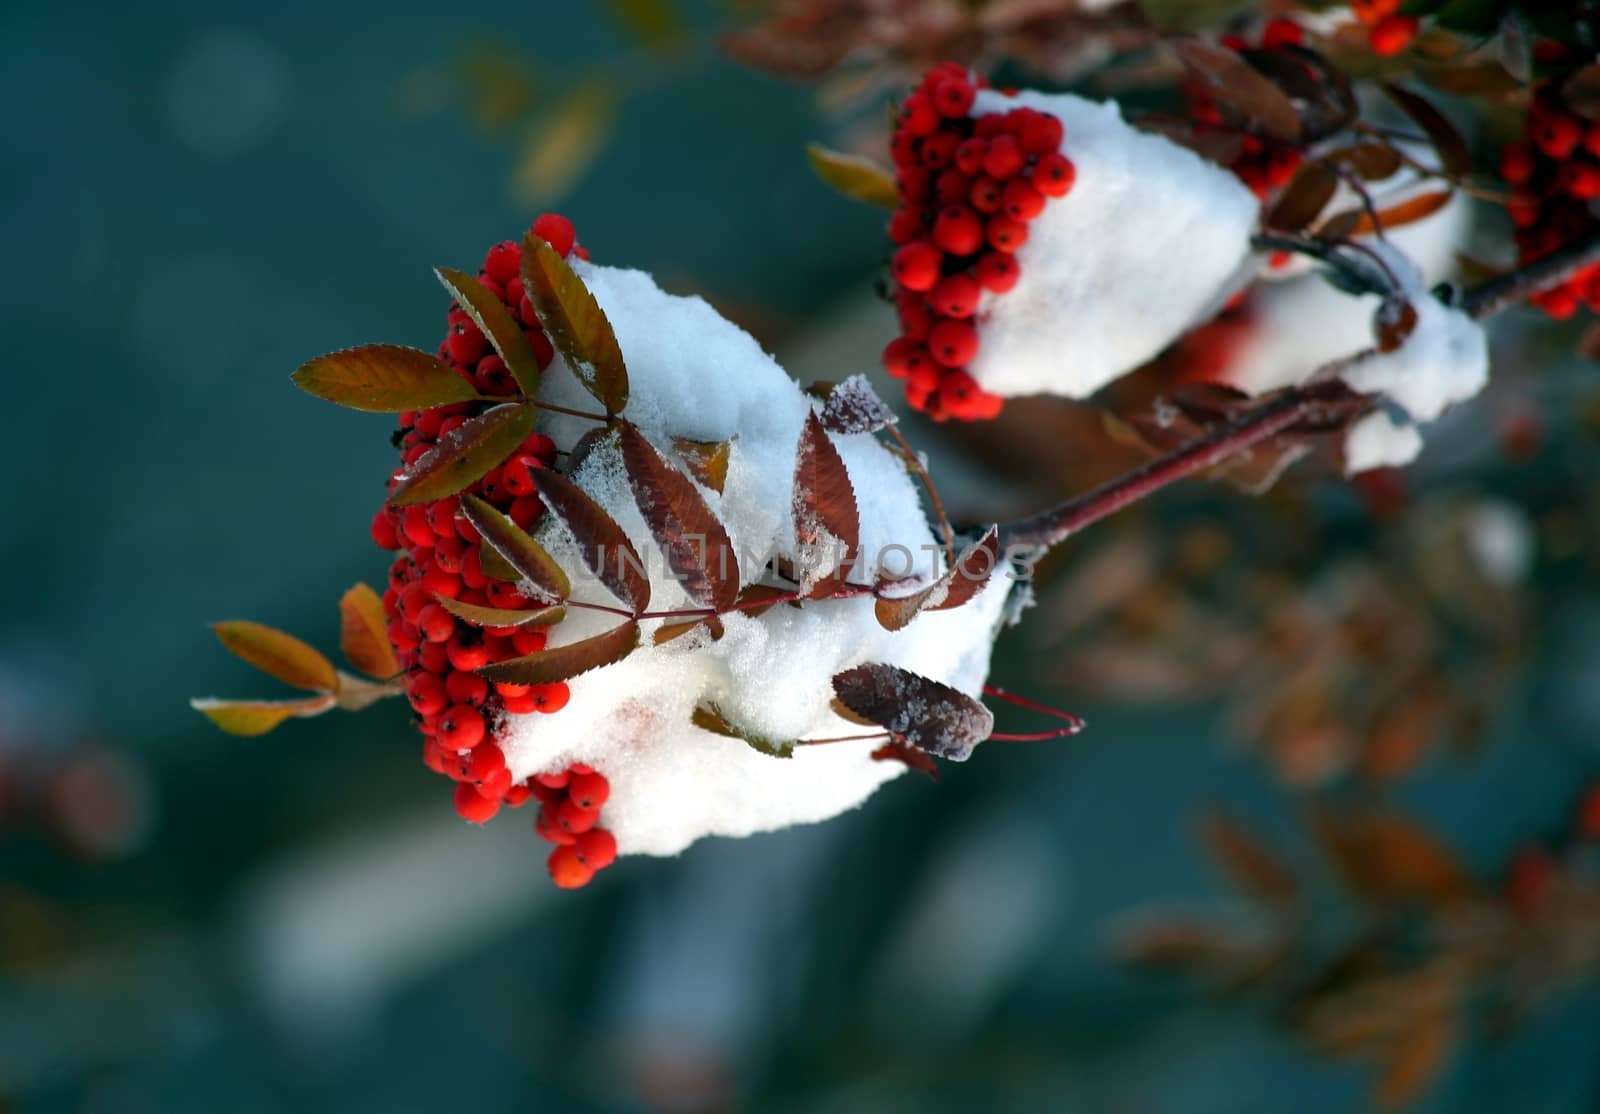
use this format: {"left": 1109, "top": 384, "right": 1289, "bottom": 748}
{"left": 805, "top": 143, "right": 898, "bottom": 209}
{"left": 291, "top": 344, "right": 479, "bottom": 412}
{"left": 339, "top": 583, "right": 400, "bottom": 679}
{"left": 435, "top": 595, "right": 566, "bottom": 628}
{"left": 459, "top": 494, "right": 571, "bottom": 604}
{"left": 513, "top": 80, "right": 616, "bottom": 203}
{"left": 191, "top": 695, "right": 337, "bottom": 736}
{"left": 435, "top": 267, "right": 541, "bottom": 396}
{"left": 672, "top": 436, "right": 734, "bottom": 495}
{"left": 478, "top": 621, "right": 639, "bottom": 685}
{"left": 388, "top": 402, "right": 537, "bottom": 506}
{"left": 521, "top": 233, "right": 629, "bottom": 414}
{"left": 692, "top": 702, "right": 795, "bottom": 758}
{"left": 212, "top": 621, "right": 339, "bottom": 692}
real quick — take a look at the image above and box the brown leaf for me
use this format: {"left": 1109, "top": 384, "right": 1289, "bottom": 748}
{"left": 1312, "top": 808, "right": 1472, "bottom": 905}
{"left": 339, "top": 584, "right": 399, "bottom": 680}
{"left": 520, "top": 233, "right": 629, "bottom": 413}
{"left": 617, "top": 420, "right": 740, "bottom": 611}
{"left": 1563, "top": 63, "right": 1600, "bottom": 121}
{"left": 832, "top": 664, "right": 993, "bottom": 761}
{"left": 732, "top": 583, "right": 792, "bottom": 618}
{"left": 651, "top": 615, "right": 723, "bottom": 646}
{"left": 1117, "top": 919, "right": 1240, "bottom": 970}
{"left": 191, "top": 695, "right": 337, "bottom": 736}
{"left": 1266, "top": 162, "right": 1339, "bottom": 233}
{"left": 1317, "top": 208, "right": 1364, "bottom": 241}
{"left": 212, "top": 621, "right": 339, "bottom": 692}
{"left": 567, "top": 421, "right": 620, "bottom": 476}
{"left": 1196, "top": 809, "right": 1298, "bottom": 904}
{"left": 672, "top": 436, "right": 734, "bottom": 494}
{"left": 805, "top": 143, "right": 898, "bottom": 209}
{"left": 1240, "top": 46, "right": 1356, "bottom": 139}
{"left": 817, "top": 375, "right": 898, "bottom": 435}
{"left": 1578, "top": 320, "right": 1600, "bottom": 362}
{"left": 388, "top": 401, "right": 538, "bottom": 506}
{"left": 1173, "top": 38, "right": 1301, "bottom": 143}
{"left": 434, "top": 595, "right": 565, "bottom": 628}
{"left": 1324, "top": 142, "right": 1402, "bottom": 181}
{"left": 792, "top": 411, "right": 860, "bottom": 599}
{"left": 291, "top": 344, "right": 478, "bottom": 412}
{"left": 532, "top": 467, "right": 650, "bottom": 611}
{"left": 478, "top": 621, "right": 639, "bottom": 684}
{"left": 435, "top": 266, "right": 541, "bottom": 396}
{"left": 1350, "top": 190, "right": 1454, "bottom": 236}
{"left": 874, "top": 527, "right": 1000, "bottom": 631}
{"left": 1381, "top": 84, "right": 1471, "bottom": 178}
{"left": 459, "top": 493, "right": 571, "bottom": 604}
{"left": 1373, "top": 1012, "right": 1453, "bottom": 1111}
{"left": 691, "top": 702, "right": 795, "bottom": 758}
{"left": 870, "top": 741, "right": 940, "bottom": 781}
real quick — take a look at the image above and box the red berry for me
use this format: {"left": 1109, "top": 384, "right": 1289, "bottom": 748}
{"left": 891, "top": 241, "right": 943, "bottom": 291}
{"left": 1560, "top": 161, "right": 1600, "bottom": 199}
{"left": 1368, "top": 14, "right": 1417, "bottom": 55}
{"left": 969, "top": 176, "right": 1003, "bottom": 214}
{"left": 1034, "top": 152, "right": 1076, "bottom": 197}
{"left": 986, "top": 217, "right": 1028, "bottom": 252}
{"left": 407, "top": 672, "right": 449, "bottom": 717}
{"left": 975, "top": 252, "right": 1021, "bottom": 293}
{"left": 548, "top": 844, "right": 595, "bottom": 888}
{"left": 568, "top": 771, "right": 610, "bottom": 810}
{"left": 982, "top": 135, "right": 1025, "bottom": 180}
{"left": 954, "top": 138, "right": 988, "bottom": 176}
{"left": 446, "top": 635, "right": 491, "bottom": 673}
{"left": 502, "top": 454, "right": 538, "bottom": 497}
{"left": 932, "top": 206, "right": 984, "bottom": 255}
{"left": 438, "top": 704, "right": 486, "bottom": 750}
{"left": 416, "top": 604, "right": 455, "bottom": 643}
{"left": 883, "top": 336, "right": 925, "bottom": 378}
{"left": 531, "top": 213, "right": 576, "bottom": 257}
{"left": 483, "top": 240, "right": 521, "bottom": 284}
{"left": 1018, "top": 113, "right": 1063, "bottom": 156}
{"left": 446, "top": 669, "right": 489, "bottom": 706}
{"left": 920, "top": 132, "right": 960, "bottom": 169}
{"left": 900, "top": 94, "right": 940, "bottom": 137}
{"left": 418, "top": 640, "right": 450, "bottom": 675}
{"left": 933, "top": 77, "right": 976, "bottom": 118}
{"left": 530, "top": 682, "right": 570, "bottom": 714}
{"left": 454, "top": 781, "right": 500, "bottom": 823}
{"left": 474, "top": 355, "right": 515, "bottom": 395}
{"left": 935, "top": 169, "right": 971, "bottom": 206}
{"left": 402, "top": 505, "right": 436, "bottom": 549}
{"left": 511, "top": 628, "right": 549, "bottom": 656}
{"left": 446, "top": 322, "right": 488, "bottom": 365}
{"left": 371, "top": 510, "right": 401, "bottom": 550}
{"left": 1001, "top": 179, "right": 1045, "bottom": 220}
{"left": 888, "top": 206, "right": 925, "bottom": 244}
{"left": 536, "top": 805, "right": 577, "bottom": 844}
{"left": 574, "top": 827, "right": 617, "bottom": 869}
{"left": 556, "top": 797, "right": 600, "bottom": 835}
{"left": 1261, "top": 18, "right": 1304, "bottom": 48}
{"left": 928, "top": 320, "right": 979, "bottom": 367}
{"left": 427, "top": 497, "right": 460, "bottom": 540}
{"left": 930, "top": 273, "right": 982, "bottom": 318}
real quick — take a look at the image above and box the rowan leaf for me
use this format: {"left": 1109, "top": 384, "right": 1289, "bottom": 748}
{"left": 691, "top": 702, "right": 795, "bottom": 758}
{"left": 459, "top": 494, "right": 571, "bottom": 604}
{"left": 388, "top": 402, "right": 538, "bottom": 506}
{"left": 874, "top": 527, "right": 1000, "bottom": 631}
{"left": 1174, "top": 38, "right": 1301, "bottom": 143}
{"left": 870, "top": 741, "right": 940, "bottom": 781}
{"left": 617, "top": 420, "right": 739, "bottom": 611}
{"left": 1374, "top": 1013, "right": 1454, "bottom": 1111}
{"left": 792, "top": 410, "right": 860, "bottom": 599}
{"left": 291, "top": 344, "right": 478, "bottom": 412}
{"left": 1381, "top": 84, "right": 1471, "bottom": 177}
{"left": 435, "top": 266, "right": 541, "bottom": 396}
{"left": 817, "top": 374, "right": 898, "bottom": 435}
{"left": 212, "top": 621, "right": 339, "bottom": 692}
{"left": 512, "top": 80, "right": 616, "bottom": 203}
{"left": 672, "top": 436, "right": 734, "bottom": 494}
{"left": 434, "top": 595, "right": 566, "bottom": 628}
{"left": 733, "top": 583, "right": 792, "bottom": 619}
{"left": 651, "top": 615, "right": 723, "bottom": 646}
{"left": 478, "top": 621, "right": 639, "bottom": 684}
{"left": 1325, "top": 142, "right": 1403, "bottom": 181}
{"left": 531, "top": 467, "right": 650, "bottom": 611}
{"left": 339, "top": 583, "right": 400, "bottom": 679}
{"left": 1196, "top": 809, "right": 1298, "bottom": 904}
{"left": 805, "top": 142, "right": 898, "bottom": 208}
{"left": 1350, "top": 190, "right": 1454, "bottom": 236}
{"left": 1266, "top": 162, "right": 1338, "bottom": 233}
{"left": 191, "top": 695, "right": 337, "bottom": 737}
{"left": 832, "top": 663, "right": 993, "bottom": 761}
{"left": 520, "top": 233, "right": 628, "bottom": 413}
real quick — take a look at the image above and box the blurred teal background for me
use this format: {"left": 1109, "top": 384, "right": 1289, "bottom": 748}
{"left": 3, "top": 3, "right": 1599, "bottom": 1112}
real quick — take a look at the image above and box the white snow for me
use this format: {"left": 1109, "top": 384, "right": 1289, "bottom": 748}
{"left": 1342, "top": 409, "right": 1422, "bottom": 474}
{"left": 964, "top": 89, "right": 1260, "bottom": 399}
{"left": 502, "top": 264, "right": 1012, "bottom": 857}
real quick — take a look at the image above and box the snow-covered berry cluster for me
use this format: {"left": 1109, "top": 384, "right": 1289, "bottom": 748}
{"left": 1189, "top": 19, "right": 1307, "bottom": 200}
{"left": 884, "top": 62, "right": 1074, "bottom": 422}
{"left": 1504, "top": 79, "right": 1600, "bottom": 320}
{"left": 371, "top": 213, "right": 621, "bottom": 889}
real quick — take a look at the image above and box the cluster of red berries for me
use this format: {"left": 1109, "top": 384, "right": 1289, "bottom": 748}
{"left": 882, "top": 62, "right": 1077, "bottom": 422}
{"left": 1350, "top": 0, "right": 1419, "bottom": 57}
{"left": 369, "top": 212, "right": 619, "bottom": 889}
{"left": 1502, "top": 77, "right": 1600, "bottom": 320}
{"left": 1188, "top": 20, "right": 1306, "bottom": 201}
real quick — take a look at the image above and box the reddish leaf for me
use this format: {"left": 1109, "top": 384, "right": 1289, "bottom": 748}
{"left": 459, "top": 493, "right": 571, "bottom": 604}
{"left": 388, "top": 402, "right": 538, "bottom": 506}
{"left": 435, "top": 267, "right": 541, "bottom": 396}
{"left": 339, "top": 583, "right": 400, "bottom": 679}
{"left": 871, "top": 741, "right": 940, "bottom": 781}
{"left": 532, "top": 467, "right": 650, "bottom": 612}
{"left": 691, "top": 702, "right": 795, "bottom": 758}
{"left": 805, "top": 143, "right": 898, "bottom": 209}
{"left": 875, "top": 527, "right": 1000, "bottom": 631}
{"left": 478, "top": 621, "right": 639, "bottom": 684}
{"left": 1325, "top": 142, "right": 1402, "bottom": 181}
{"left": 817, "top": 375, "right": 897, "bottom": 435}
{"left": 434, "top": 595, "right": 566, "bottom": 628}
{"left": 520, "top": 234, "right": 629, "bottom": 414}
{"left": 1349, "top": 190, "right": 1454, "bottom": 236}
{"left": 191, "top": 695, "right": 337, "bottom": 736}
{"left": 291, "top": 344, "right": 478, "bottom": 412}
{"left": 1381, "top": 84, "right": 1471, "bottom": 177}
{"left": 617, "top": 420, "right": 739, "bottom": 611}
{"left": 792, "top": 410, "right": 860, "bottom": 599}
{"left": 1374, "top": 1013, "right": 1454, "bottom": 1111}
{"left": 732, "top": 583, "right": 792, "bottom": 619}
{"left": 1266, "top": 162, "right": 1338, "bottom": 233}
{"left": 1174, "top": 38, "right": 1301, "bottom": 143}
{"left": 212, "top": 621, "right": 339, "bottom": 692}
{"left": 1196, "top": 810, "right": 1298, "bottom": 904}
{"left": 651, "top": 615, "right": 723, "bottom": 646}
{"left": 831, "top": 664, "right": 993, "bottom": 761}
{"left": 672, "top": 436, "right": 734, "bottom": 494}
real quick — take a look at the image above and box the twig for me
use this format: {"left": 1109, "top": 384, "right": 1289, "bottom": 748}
{"left": 886, "top": 423, "right": 957, "bottom": 566}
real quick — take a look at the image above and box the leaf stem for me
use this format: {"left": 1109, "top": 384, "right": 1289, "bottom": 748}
{"left": 886, "top": 423, "right": 957, "bottom": 567}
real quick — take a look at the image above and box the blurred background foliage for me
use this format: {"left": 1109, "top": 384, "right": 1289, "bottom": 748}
{"left": 2, "top": 1, "right": 1599, "bottom": 1111}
